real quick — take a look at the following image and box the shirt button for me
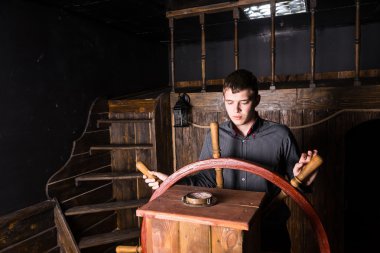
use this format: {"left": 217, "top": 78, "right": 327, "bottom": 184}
{"left": 242, "top": 140, "right": 245, "bottom": 143}
{"left": 241, "top": 178, "right": 246, "bottom": 181}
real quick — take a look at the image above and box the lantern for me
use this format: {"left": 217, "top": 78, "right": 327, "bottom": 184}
{"left": 173, "top": 93, "right": 191, "bottom": 127}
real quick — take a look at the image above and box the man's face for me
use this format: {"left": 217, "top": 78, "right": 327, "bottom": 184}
{"left": 223, "top": 88, "right": 258, "bottom": 127}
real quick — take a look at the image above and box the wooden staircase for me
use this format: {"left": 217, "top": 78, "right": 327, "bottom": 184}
{"left": 46, "top": 91, "right": 173, "bottom": 252}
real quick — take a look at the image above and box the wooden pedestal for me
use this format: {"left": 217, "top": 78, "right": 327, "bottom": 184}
{"left": 136, "top": 185, "right": 265, "bottom": 253}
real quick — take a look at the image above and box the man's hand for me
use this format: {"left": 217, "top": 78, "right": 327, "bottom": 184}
{"left": 293, "top": 150, "right": 319, "bottom": 186}
{"left": 143, "top": 171, "right": 169, "bottom": 190}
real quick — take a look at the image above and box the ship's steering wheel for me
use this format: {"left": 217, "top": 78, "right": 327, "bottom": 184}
{"left": 140, "top": 158, "right": 330, "bottom": 253}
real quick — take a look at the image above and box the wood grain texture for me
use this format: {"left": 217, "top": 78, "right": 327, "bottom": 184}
{"left": 75, "top": 172, "right": 142, "bottom": 183}
{"left": 76, "top": 213, "right": 116, "bottom": 238}
{"left": 78, "top": 228, "right": 140, "bottom": 249}
{"left": 149, "top": 219, "right": 179, "bottom": 253}
{"left": 0, "top": 200, "right": 56, "bottom": 250}
{"left": 137, "top": 185, "right": 264, "bottom": 231}
{"left": 109, "top": 110, "right": 151, "bottom": 230}
{"left": 180, "top": 222, "right": 209, "bottom": 253}
{"left": 107, "top": 92, "right": 174, "bottom": 246}
{"left": 54, "top": 200, "right": 81, "bottom": 253}
{"left": 109, "top": 99, "right": 157, "bottom": 113}
{"left": 0, "top": 227, "right": 57, "bottom": 253}
{"left": 65, "top": 199, "right": 149, "bottom": 216}
{"left": 173, "top": 69, "right": 380, "bottom": 88}
{"left": 211, "top": 226, "right": 243, "bottom": 253}
{"left": 171, "top": 85, "right": 380, "bottom": 111}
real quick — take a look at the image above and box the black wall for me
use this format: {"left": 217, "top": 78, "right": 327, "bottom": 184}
{"left": 0, "top": 0, "right": 168, "bottom": 215}
{"left": 345, "top": 119, "right": 380, "bottom": 252}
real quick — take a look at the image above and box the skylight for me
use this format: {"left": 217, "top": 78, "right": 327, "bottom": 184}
{"left": 243, "top": 0, "right": 306, "bottom": 20}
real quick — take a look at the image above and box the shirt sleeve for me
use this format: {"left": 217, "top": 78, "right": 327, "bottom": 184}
{"left": 281, "top": 128, "right": 313, "bottom": 193}
{"left": 199, "top": 130, "right": 213, "bottom": 160}
{"left": 281, "top": 127, "right": 300, "bottom": 180}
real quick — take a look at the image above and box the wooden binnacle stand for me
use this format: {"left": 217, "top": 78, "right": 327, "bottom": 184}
{"left": 137, "top": 184, "right": 264, "bottom": 252}
{"left": 129, "top": 157, "right": 330, "bottom": 253}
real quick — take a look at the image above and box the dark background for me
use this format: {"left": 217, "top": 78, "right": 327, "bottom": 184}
{"left": 0, "top": 0, "right": 168, "bottom": 215}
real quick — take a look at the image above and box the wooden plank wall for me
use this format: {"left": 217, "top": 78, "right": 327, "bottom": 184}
{"left": 154, "top": 92, "right": 174, "bottom": 176}
{"left": 170, "top": 85, "right": 380, "bottom": 253}
{"left": 45, "top": 97, "right": 115, "bottom": 244}
{"left": 109, "top": 108, "right": 153, "bottom": 232}
{"left": 0, "top": 200, "right": 59, "bottom": 253}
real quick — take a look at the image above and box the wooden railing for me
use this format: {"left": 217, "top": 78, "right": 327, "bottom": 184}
{"left": 167, "top": 0, "right": 369, "bottom": 91}
{"left": 172, "top": 68, "right": 380, "bottom": 89}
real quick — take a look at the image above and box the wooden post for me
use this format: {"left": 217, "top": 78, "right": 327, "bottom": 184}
{"left": 354, "top": 0, "right": 361, "bottom": 86}
{"left": 310, "top": 0, "right": 316, "bottom": 88}
{"left": 169, "top": 18, "right": 175, "bottom": 92}
{"left": 200, "top": 13, "right": 207, "bottom": 92}
{"left": 233, "top": 8, "right": 240, "bottom": 70}
{"left": 210, "top": 122, "right": 223, "bottom": 188}
{"left": 270, "top": 0, "right": 276, "bottom": 90}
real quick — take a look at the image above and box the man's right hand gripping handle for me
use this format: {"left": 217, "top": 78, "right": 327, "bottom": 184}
{"left": 136, "top": 161, "right": 168, "bottom": 190}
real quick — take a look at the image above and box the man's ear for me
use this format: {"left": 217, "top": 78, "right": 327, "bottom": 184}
{"left": 253, "top": 94, "right": 261, "bottom": 107}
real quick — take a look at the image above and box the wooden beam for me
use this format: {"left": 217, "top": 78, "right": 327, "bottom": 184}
{"left": 309, "top": 0, "right": 316, "bottom": 88}
{"left": 54, "top": 200, "right": 81, "bottom": 253}
{"left": 170, "top": 85, "right": 380, "bottom": 111}
{"left": 270, "top": 0, "right": 276, "bottom": 89}
{"left": 173, "top": 69, "right": 380, "bottom": 88}
{"left": 169, "top": 18, "right": 175, "bottom": 92}
{"left": 354, "top": 0, "right": 361, "bottom": 86}
{"left": 166, "top": 0, "right": 268, "bottom": 19}
{"left": 200, "top": 13, "right": 206, "bottom": 92}
{"left": 108, "top": 99, "right": 157, "bottom": 113}
{"left": 233, "top": 8, "right": 240, "bottom": 70}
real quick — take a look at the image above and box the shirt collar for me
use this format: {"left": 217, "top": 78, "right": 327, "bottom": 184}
{"left": 230, "top": 112, "right": 262, "bottom": 137}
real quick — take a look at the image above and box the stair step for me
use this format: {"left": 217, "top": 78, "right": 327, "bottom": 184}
{"left": 109, "top": 99, "right": 157, "bottom": 113}
{"left": 75, "top": 172, "right": 143, "bottom": 185}
{"left": 78, "top": 228, "right": 140, "bottom": 249}
{"left": 90, "top": 144, "right": 153, "bottom": 154}
{"left": 65, "top": 199, "right": 149, "bottom": 216}
{"left": 97, "top": 119, "right": 152, "bottom": 128}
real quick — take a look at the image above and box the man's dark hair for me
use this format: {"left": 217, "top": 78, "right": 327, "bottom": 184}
{"left": 223, "top": 69, "right": 258, "bottom": 94}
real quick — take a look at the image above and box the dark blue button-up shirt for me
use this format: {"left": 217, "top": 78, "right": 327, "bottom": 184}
{"left": 187, "top": 116, "right": 300, "bottom": 196}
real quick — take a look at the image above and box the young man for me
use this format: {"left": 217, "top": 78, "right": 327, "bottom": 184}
{"left": 145, "top": 69, "right": 318, "bottom": 253}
